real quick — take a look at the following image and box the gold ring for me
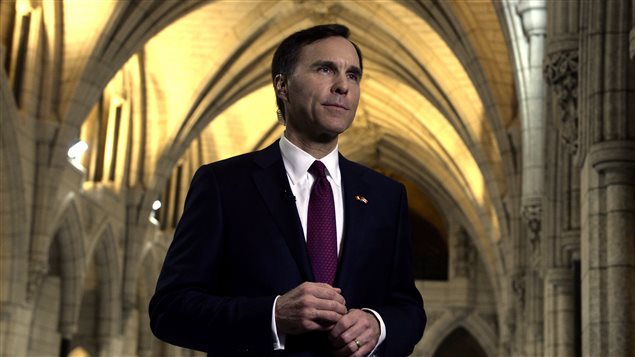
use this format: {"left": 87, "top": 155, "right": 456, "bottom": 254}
{"left": 355, "top": 339, "right": 361, "bottom": 349}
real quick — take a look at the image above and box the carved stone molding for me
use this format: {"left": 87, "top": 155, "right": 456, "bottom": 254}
{"left": 517, "top": 0, "right": 547, "bottom": 37}
{"left": 512, "top": 272, "right": 526, "bottom": 308}
{"left": 544, "top": 50, "right": 579, "bottom": 154}
{"left": 522, "top": 203, "right": 542, "bottom": 249}
{"left": 454, "top": 229, "right": 476, "bottom": 278}
{"left": 588, "top": 141, "right": 635, "bottom": 174}
{"left": 545, "top": 268, "right": 574, "bottom": 294}
{"left": 26, "top": 261, "right": 49, "bottom": 303}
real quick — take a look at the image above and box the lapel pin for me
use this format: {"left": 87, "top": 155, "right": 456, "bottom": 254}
{"left": 355, "top": 195, "right": 368, "bottom": 204}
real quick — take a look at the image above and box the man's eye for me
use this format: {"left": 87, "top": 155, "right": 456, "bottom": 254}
{"left": 318, "top": 66, "right": 332, "bottom": 73}
{"left": 347, "top": 73, "right": 360, "bottom": 81}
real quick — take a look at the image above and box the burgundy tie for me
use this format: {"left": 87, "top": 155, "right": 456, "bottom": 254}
{"left": 307, "top": 161, "right": 338, "bottom": 284}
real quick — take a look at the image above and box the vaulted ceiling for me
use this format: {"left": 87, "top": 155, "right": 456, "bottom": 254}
{"left": 4, "top": 0, "right": 519, "bottom": 301}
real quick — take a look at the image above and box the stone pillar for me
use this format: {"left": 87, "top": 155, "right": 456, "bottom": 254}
{"left": 585, "top": 143, "right": 635, "bottom": 356}
{"left": 542, "top": 2, "right": 581, "bottom": 356}
{"left": 517, "top": 0, "right": 547, "bottom": 244}
{"left": 122, "top": 187, "right": 151, "bottom": 318}
{"left": 523, "top": 271, "right": 543, "bottom": 356}
{"left": 544, "top": 268, "right": 575, "bottom": 357}
{"left": 516, "top": 5, "right": 548, "bottom": 354}
{"left": 579, "top": 1, "right": 635, "bottom": 355}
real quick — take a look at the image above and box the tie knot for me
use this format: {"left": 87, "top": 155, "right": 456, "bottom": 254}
{"left": 309, "top": 160, "right": 327, "bottom": 179}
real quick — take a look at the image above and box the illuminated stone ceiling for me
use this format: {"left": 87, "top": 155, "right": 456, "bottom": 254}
{"left": 70, "top": 0, "right": 516, "bottom": 293}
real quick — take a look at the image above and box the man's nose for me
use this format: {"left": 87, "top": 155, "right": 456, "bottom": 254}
{"left": 331, "top": 74, "right": 349, "bottom": 95}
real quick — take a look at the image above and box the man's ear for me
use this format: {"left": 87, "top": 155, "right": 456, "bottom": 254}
{"left": 274, "top": 74, "right": 288, "bottom": 101}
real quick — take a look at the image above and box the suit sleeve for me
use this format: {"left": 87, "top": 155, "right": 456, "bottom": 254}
{"left": 149, "top": 165, "right": 276, "bottom": 355}
{"left": 375, "top": 185, "right": 426, "bottom": 356}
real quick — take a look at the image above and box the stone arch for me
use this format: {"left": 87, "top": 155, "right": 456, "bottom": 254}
{"left": 78, "top": 222, "right": 122, "bottom": 355}
{"left": 134, "top": 244, "right": 160, "bottom": 357}
{"left": 433, "top": 326, "right": 488, "bottom": 357}
{"left": 27, "top": 198, "right": 86, "bottom": 355}
{"left": 420, "top": 312, "right": 498, "bottom": 357}
{"left": 51, "top": 198, "right": 86, "bottom": 338}
{"left": 61, "top": 0, "right": 207, "bottom": 130}
{"left": 91, "top": 7, "right": 515, "bottom": 306}
{"left": 347, "top": 135, "right": 505, "bottom": 304}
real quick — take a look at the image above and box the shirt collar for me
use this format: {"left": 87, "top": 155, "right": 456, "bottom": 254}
{"left": 279, "top": 134, "right": 341, "bottom": 187}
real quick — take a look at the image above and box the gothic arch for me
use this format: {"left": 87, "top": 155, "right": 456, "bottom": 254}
{"left": 31, "top": 198, "right": 86, "bottom": 338}
{"left": 366, "top": 136, "right": 503, "bottom": 287}
{"left": 86, "top": 223, "right": 122, "bottom": 344}
{"left": 421, "top": 312, "right": 498, "bottom": 357}
{"left": 55, "top": 199, "right": 86, "bottom": 337}
{"left": 141, "top": 4, "right": 510, "bottom": 297}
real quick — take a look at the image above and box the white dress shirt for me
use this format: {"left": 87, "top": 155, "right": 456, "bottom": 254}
{"left": 271, "top": 135, "right": 386, "bottom": 355}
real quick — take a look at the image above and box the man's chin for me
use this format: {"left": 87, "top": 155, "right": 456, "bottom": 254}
{"left": 315, "top": 121, "right": 353, "bottom": 142}
{"left": 314, "top": 132, "right": 339, "bottom": 143}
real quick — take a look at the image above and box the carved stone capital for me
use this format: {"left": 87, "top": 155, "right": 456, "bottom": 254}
{"left": 588, "top": 141, "right": 635, "bottom": 175}
{"left": 544, "top": 50, "right": 579, "bottom": 154}
{"left": 517, "top": 0, "right": 547, "bottom": 37}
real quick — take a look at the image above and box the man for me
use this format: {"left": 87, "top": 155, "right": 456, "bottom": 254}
{"left": 149, "top": 24, "right": 425, "bottom": 356}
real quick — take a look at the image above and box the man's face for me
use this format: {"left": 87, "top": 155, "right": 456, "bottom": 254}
{"left": 278, "top": 36, "right": 361, "bottom": 143}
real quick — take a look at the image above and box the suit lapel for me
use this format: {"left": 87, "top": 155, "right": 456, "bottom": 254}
{"left": 335, "top": 155, "right": 369, "bottom": 288}
{"left": 252, "top": 141, "right": 315, "bottom": 282}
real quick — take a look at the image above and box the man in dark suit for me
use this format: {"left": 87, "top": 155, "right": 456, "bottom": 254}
{"left": 149, "top": 24, "right": 425, "bottom": 356}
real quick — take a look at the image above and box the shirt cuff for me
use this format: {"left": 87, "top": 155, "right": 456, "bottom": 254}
{"left": 271, "top": 295, "right": 286, "bottom": 350}
{"left": 362, "top": 308, "right": 386, "bottom": 356}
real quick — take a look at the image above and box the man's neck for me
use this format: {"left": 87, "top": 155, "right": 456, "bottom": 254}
{"left": 284, "top": 130, "right": 337, "bottom": 159}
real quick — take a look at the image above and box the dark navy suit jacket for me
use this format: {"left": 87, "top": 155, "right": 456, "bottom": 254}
{"left": 149, "top": 141, "right": 425, "bottom": 356}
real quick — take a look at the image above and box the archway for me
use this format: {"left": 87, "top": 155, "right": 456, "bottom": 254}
{"left": 434, "top": 327, "right": 488, "bottom": 357}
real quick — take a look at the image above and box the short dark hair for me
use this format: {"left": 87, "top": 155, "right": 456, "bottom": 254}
{"left": 271, "top": 24, "right": 363, "bottom": 119}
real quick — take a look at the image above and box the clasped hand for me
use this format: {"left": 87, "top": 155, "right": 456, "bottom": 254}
{"left": 275, "top": 282, "right": 380, "bottom": 357}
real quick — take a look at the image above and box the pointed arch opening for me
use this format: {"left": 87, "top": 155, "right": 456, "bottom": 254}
{"left": 433, "top": 327, "right": 488, "bottom": 357}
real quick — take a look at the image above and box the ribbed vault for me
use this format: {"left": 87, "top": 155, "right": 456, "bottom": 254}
{"left": 75, "top": 0, "right": 516, "bottom": 313}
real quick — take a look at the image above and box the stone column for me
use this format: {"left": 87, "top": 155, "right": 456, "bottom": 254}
{"left": 544, "top": 268, "right": 575, "bottom": 357}
{"left": 516, "top": 5, "right": 548, "bottom": 354}
{"left": 542, "top": 2, "right": 581, "bottom": 356}
{"left": 585, "top": 143, "right": 635, "bottom": 356}
{"left": 517, "top": 0, "right": 548, "bottom": 244}
{"left": 579, "top": 1, "right": 635, "bottom": 355}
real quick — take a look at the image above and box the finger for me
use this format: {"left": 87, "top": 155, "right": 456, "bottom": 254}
{"left": 301, "top": 318, "right": 334, "bottom": 332}
{"left": 310, "top": 307, "right": 345, "bottom": 325}
{"left": 350, "top": 329, "right": 377, "bottom": 357}
{"left": 330, "top": 310, "right": 379, "bottom": 349}
{"left": 305, "top": 284, "right": 346, "bottom": 305}
{"left": 334, "top": 338, "right": 366, "bottom": 357}
{"left": 302, "top": 293, "right": 347, "bottom": 317}
{"left": 315, "top": 297, "right": 348, "bottom": 315}
{"left": 299, "top": 288, "right": 347, "bottom": 315}
{"left": 329, "top": 309, "right": 367, "bottom": 342}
